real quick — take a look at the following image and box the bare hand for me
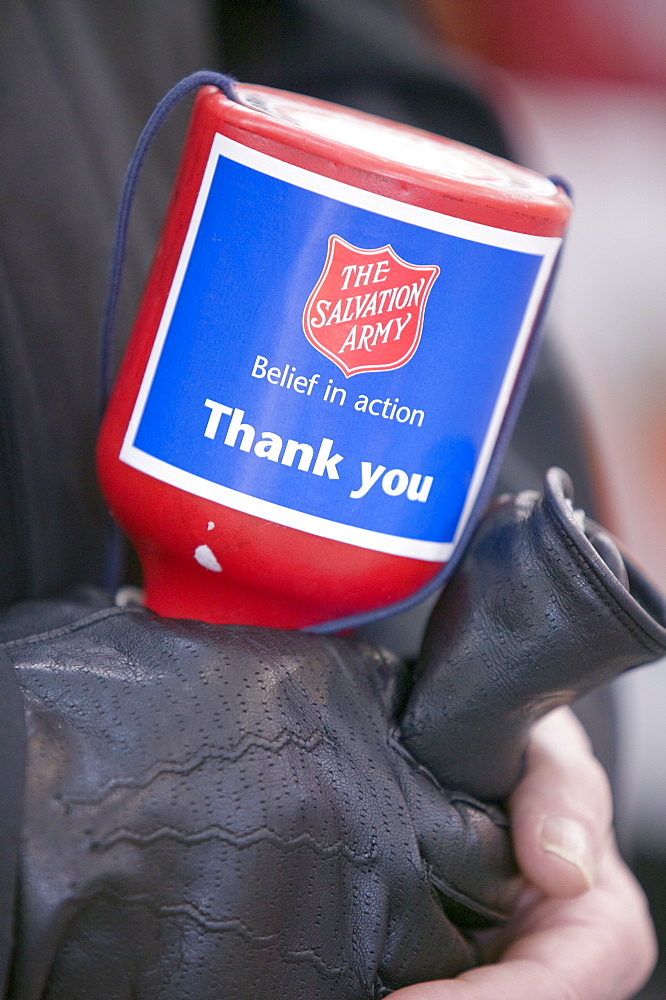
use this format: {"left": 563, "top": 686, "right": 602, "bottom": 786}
{"left": 390, "top": 708, "right": 657, "bottom": 1000}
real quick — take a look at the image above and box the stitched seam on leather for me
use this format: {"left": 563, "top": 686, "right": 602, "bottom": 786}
{"left": 91, "top": 823, "right": 376, "bottom": 863}
{"left": 387, "top": 728, "right": 443, "bottom": 791}
{"left": 372, "top": 974, "right": 391, "bottom": 998}
{"left": 447, "top": 791, "right": 509, "bottom": 829}
{"left": 58, "top": 730, "right": 326, "bottom": 806}
{"left": 549, "top": 510, "right": 666, "bottom": 657}
{"left": 427, "top": 868, "right": 509, "bottom": 923}
{"left": 0, "top": 605, "right": 127, "bottom": 649}
{"left": 65, "top": 888, "right": 346, "bottom": 976}
{"left": 155, "top": 902, "right": 345, "bottom": 976}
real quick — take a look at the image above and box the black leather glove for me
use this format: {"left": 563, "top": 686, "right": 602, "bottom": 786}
{"left": 2, "top": 591, "right": 519, "bottom": 1000}
{"left": 2, "top": 468, "right": 666, "bottom": 1000}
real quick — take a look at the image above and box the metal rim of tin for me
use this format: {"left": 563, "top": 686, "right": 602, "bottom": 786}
{"left": 204, "top": 83, "right": 571, "bottom": 237}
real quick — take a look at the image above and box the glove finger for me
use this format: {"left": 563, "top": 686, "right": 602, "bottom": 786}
{"left": 395, "top": 738, "right": 522, "bottom": 929}
{"left": 400, "top": 468, "right": 666, "bottom": 801}
{"left": 376, "top": 872, "right": 479, "bottom": 996}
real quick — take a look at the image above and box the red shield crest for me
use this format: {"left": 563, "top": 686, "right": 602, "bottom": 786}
{"left": 303, "top": 236, "right": 440, "bottom": 377}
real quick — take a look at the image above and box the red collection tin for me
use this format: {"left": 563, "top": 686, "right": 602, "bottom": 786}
{"left": 96, "top": 83, "right": 571, "bottom": 628}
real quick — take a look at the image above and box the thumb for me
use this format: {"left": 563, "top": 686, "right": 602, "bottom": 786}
{"left": 508, "top": 707, "right": 612, "bottom": 897}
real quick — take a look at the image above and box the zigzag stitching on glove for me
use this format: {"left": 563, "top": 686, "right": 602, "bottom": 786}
{"left": 159, "top": 903, "right": 346, "bottom": 977}
{"left": 68, "top": 889, "right": 347, "bottom": 978}
{"left": 58, "top": 729, "right": 326, "bottom": 807}
{"left": 91, "top": 822, "right": 377, "bottom": 863}
{"left": 0, "top": 606, "right": 126, "bottom": 649}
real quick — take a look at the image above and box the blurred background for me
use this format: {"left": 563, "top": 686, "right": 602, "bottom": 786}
{"left": 418, "top": 2, "right": 666, "bottom": 995}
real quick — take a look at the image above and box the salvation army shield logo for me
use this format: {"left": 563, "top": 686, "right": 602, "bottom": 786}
{"left": 303, "top": 235, "right": 440, "bottom": 377}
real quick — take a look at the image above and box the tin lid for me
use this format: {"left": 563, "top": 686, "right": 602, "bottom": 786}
{"left": 208, "top": 83, "right": 571, "bottom": 236}
{"left": 241, "top": 85, "right": 555, "bottom": 197}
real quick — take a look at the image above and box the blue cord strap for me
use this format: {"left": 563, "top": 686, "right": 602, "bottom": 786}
{"left": 99, "top": 71, "right": 237, "bottom": 593}
{"left": 99, "top": 71, "right": 238, "bottom": 417}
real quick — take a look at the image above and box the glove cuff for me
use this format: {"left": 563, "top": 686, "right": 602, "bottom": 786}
{"left": 401, "top": 467, "right": 666, "bottom": 800}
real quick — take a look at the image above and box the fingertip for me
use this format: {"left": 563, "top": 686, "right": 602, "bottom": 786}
{"left": 537, "top": 815, "right": 597, "bottom": 895}
{"left": 508, "top": 708, "right": 613, "bottom": 897}
{"left": 513, "top": 818, "right": 598, "bottom": 898}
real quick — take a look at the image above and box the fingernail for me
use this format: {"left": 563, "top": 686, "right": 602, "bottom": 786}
{"left": 541, "top": 815, "right": 596, "bottom": 889}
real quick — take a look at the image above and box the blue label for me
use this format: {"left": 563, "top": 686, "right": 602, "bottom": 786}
{"left": 122, "top": 134, "right": 560, "bottom": 561}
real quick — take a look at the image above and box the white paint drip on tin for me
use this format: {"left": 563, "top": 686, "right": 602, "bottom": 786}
{"left": 194, "top": 544, "right": 222, "bottom": 572}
